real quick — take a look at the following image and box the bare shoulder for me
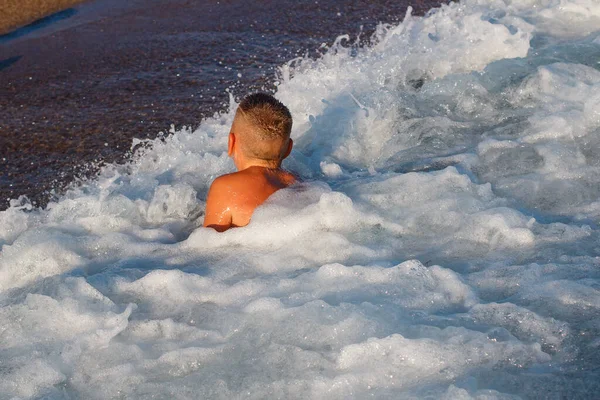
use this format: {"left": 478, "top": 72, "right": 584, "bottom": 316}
{"left": 209, "top": 171, "right": 244, "bottom": 189}
{"left": 204, "top": 173, "right": 242, "bottom": 230}
{"left": 214, "top": 169, "right": 296, "bottom": 185}
{"left": 281, "top": 170, "right": 297, "bottom": 186}
{"left": 206, "top": 173, "right": 243, "bottom": 205}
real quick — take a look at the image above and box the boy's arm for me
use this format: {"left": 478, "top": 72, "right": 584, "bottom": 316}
{"left": 203, "top": 177, "right": 233, "bottom": 232}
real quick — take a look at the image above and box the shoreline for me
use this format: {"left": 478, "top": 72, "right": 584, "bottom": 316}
{"left": 0, "top": 0, "right": 447, "bottom": 210}
{"left": 0, "top": 0, "right": 87, "bottom": 35}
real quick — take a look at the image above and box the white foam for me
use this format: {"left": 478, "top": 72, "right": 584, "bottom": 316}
{"left": 2, "top": 0, "right": 600, "bottom": 398}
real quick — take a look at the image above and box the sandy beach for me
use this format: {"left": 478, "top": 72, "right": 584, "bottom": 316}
{"left": 0, "top": 0, "right": 87, "bottom": 34}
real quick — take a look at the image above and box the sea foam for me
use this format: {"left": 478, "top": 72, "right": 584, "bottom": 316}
{"left": 2, "top": 0, "right": 600, "bottom": 398}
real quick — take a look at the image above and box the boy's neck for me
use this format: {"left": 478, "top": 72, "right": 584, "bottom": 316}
{"left": 236, "top": 157, "right": 282, "bottom": 171}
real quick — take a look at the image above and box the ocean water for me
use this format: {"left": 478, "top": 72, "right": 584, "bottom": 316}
{"left": 2, "top": 0, "right": 600, "bottom": 398}
{"left": 1, "top": 0, "right": 438, "bottom": 207}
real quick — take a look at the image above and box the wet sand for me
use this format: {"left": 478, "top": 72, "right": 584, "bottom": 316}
{"left": 0, "top": 0, "right": 447, "bottom": 210}
{"left": 0, "top": 0, "right": 87, "bottom": 35}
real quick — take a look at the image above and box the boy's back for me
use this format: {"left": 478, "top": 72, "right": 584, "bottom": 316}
{"left": 203, "top": 93, "right": 295, "bottom": 232}
{"left": 204, "top": 166, "right": 295, "bottom": 231}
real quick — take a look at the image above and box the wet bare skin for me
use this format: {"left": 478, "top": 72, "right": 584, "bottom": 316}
{"left": 204, "top": 166, "right": 296, "bottom": 231}
{"left": 203, "top": 111, "right": 295, "bottom": 232}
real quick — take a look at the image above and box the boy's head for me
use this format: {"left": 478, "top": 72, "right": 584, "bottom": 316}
{"left": 229, "top": 93, "right": 293, "bottom": 166}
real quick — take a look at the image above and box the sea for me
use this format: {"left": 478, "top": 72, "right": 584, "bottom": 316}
{"left": 0, "top": 0, "right": 439, "bottom": 207}
{"left": 2, "top": 0, "right": 600, "bottom": 398}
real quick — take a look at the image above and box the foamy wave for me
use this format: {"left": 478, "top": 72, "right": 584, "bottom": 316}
{"left": 2, "top": 0, "right": 600, "bottom": 398}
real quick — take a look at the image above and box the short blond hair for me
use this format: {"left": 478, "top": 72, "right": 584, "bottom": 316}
{"left": 237, "top": 93, "right": 293, "bottom": 160}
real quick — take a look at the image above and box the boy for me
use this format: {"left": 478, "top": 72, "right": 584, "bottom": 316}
{"left": 203, "top": 93, "right": 296, "bottom": 232}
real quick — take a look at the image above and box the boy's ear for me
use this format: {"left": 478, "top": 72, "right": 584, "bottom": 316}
{"left": 282, "top": 138, "right": 293, "bottom": 159}
{"left": 228, "top": 133, "right": 235, "bottom": 157}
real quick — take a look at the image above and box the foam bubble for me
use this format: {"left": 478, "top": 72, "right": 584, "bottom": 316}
{"left": 2, "top": 0, "right": 600, "bottom": 398}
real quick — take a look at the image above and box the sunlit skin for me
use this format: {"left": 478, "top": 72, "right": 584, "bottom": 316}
{"left": 203, "top": 112, "right": 296, "bottom": 232}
